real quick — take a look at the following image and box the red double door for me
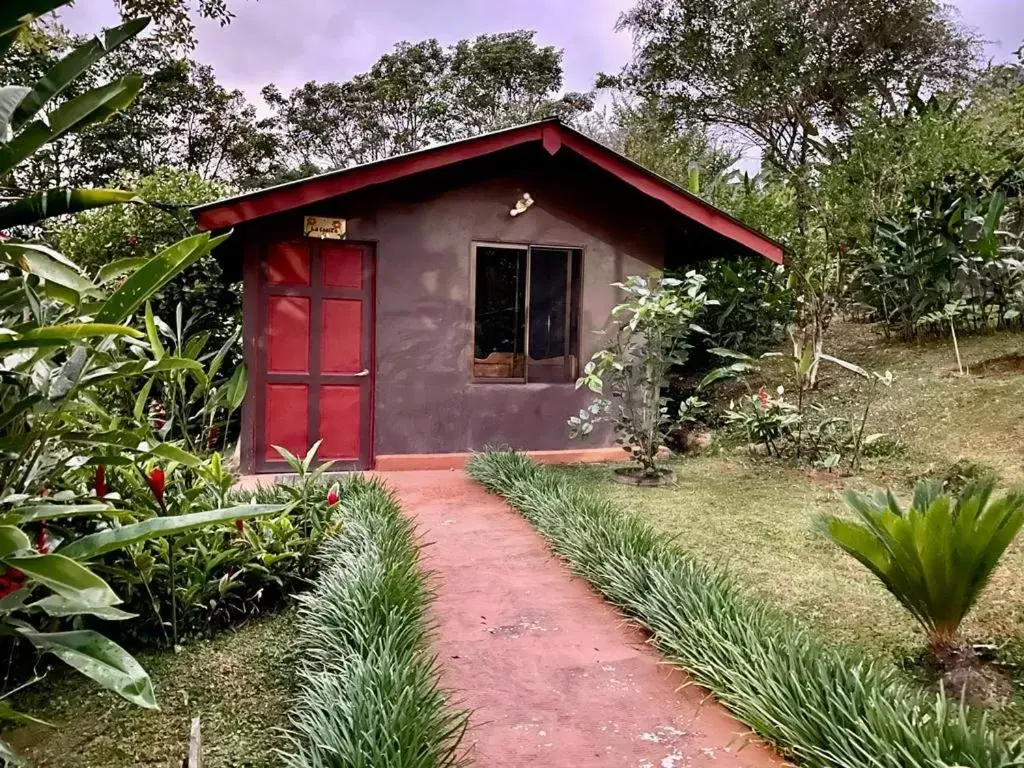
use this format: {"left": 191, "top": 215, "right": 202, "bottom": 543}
{"left": 255, "top": 240, "right": 374, "bottom": 472}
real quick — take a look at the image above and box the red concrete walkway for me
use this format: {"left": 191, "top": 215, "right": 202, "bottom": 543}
{"left": 384, "top": 469, "right": 784, "bottom": 768}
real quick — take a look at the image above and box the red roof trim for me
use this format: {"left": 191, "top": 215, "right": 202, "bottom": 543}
{"left": 193, "top": 119, "right": 783, "bottom": 263}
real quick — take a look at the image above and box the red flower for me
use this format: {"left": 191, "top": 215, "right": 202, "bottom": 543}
{"left": 94, "top": 465, "right": 108, "bottom": 499}
{"left": 327, "top": 490, "right": 340, "bottom": 506}
{"left": 35, "top": 523, "right": 48, "bottom": 555}
{"left": 0, "top": 570, "right": 25, "bottom": 599}
{"left": 235, "top": 519, "right": 244, "bottom": 535}
{"left": 147, "top": 467, "right": 166, "bottom": 506}
{"left": 39, "top": 488, "right": 49, "bottom": 497}
{"left": 757, "top": 387, "right": 769, "bottom": 408}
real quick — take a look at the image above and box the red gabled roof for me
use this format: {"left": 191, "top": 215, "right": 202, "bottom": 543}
{"left": 192, "top": 119, "right": 784, "bottom": 264}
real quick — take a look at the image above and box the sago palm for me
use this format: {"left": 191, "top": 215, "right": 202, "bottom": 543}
{"left": 822, "top": 479, "right": 1024, "bottom": 664}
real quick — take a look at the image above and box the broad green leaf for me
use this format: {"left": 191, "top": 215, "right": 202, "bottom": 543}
{"left": 0, "top": 242, "right": 92, "bottom": 294}
{"left": 2, "top": 553, "right": 120, "bottom": 606}
{"left": 0, "top": 503, "right": 118, "bottom": 525}
{"left": 144, "top": 302, "right": 165, "bottom": 360}
{"left": 0, "top": 76, "right": 144, "bottom": 177}
{"left": 0, "top": 526, "right": 30, "bottom": 557}
{"left": 0, "top": 188, "right": 142, "bottom": 229}
{"left": 60, "top": 504, "right": 288, "bottom": 559}
{"left": 0, "top": 85, "right": 30, "bottom": 137}
{"left": 10, "top": 18, "right": 149, "bottom": 130}
{"left": 95, "top": 256, "right": 149, "bottom": 285}
{"left": 19, "top": 629, "right": 156, "bottom": 709}
{"left": 94, "top": 232, "right": 230, "bottom": 324}
{"left": 0, "top": 0, "right": 69, "bottom": 36}
{"left": 29, "top": 595, "right": 136, "bottom": 621}
{"left": 225, "top": 363, "right": 248, "bottom": 410}
{"left": 0, "top": 699, "right": 50, "bottom": 727}
{"left": 144, "top": 442, "right": 201, "bottom": 468}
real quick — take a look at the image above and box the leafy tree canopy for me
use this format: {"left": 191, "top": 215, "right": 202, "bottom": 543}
{"left": 263, "top": 30, "right": 594, "bottom": 173}
{"left": 610, "top": 0, "right": 981, "bottom": 172}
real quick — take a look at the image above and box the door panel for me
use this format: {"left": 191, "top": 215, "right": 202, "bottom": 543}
{"left": 264, "top": 383, "right": 309, "bottom": 460}
{"left": 320, "top": 299, "right": 362, "bottom": 373}
{"left": 322, "top": 244, "right": 363, "bottom": 289}
{"left": 266, "top": 241, "right": 311, "bottom": 286}
{"left": 256, "top": 240, "right": 374, "bottom": 472}
{"left": 266, "top": 296, "right": 310, "bottom": 373}
{"left": 318, "top": 384, "right": 361, "bottom": 460}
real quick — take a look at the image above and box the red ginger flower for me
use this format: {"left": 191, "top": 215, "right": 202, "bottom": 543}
{"left": 35, "top": 523, "right": 48, "bottom": 555}
{"left": 147, "top": 467, "right": 166, "bottom": 506}
{"left": 235, "top": 519, "right": 245, "bottom": 535}
{"left": 327, "top": 490, "right": 340, "bottom": 506}
{"left": 757, "top": 387, "right": 769, "bottom": 408}
{"left": 94, "top": 465, "right": 108, "bottom": 499}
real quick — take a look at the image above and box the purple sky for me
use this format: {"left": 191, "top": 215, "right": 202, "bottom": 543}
{"left": 64, "top": 0, "right": 1023, "bottom": 102}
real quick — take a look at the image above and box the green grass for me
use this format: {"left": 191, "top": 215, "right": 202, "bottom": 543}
{"left": 551, "top": 321, "right": 1024, "bottom": 730}
{"left": 6, "top": 611, "right": 294, "bottom": 767}
{"left": 282, "top": 477, "right": 468, "bottom": 768}
{"left": 468, "top": 450, "right": 1022, "bottom": 768}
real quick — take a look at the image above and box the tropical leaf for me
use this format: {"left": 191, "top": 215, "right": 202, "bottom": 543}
{"left": 0, "top": 75, "right": 144, "bottom": 177}
{"left": 0, "top": 188, "right": 142, "bottom": 229}
{"left": 2, "top": 553, "right": 121, "bottom": 607}
{"left": 821, "top": 479, "right": 1024, "bottom": 648}
{"left": 19, "top": 628, "right": 156, "bottom": 709}
{"left": 0, "top": 0, "right": 69, "bottom": 37}
{"left": 0, "top": 526, "right": 30, "bottom": 557}
{"left": 29, "top": 595, "right": 136, "bottom": 621}
{"left": 9, "top": 18, "right": 149, "bottom": 130}
{"left": 60, "top": 504, "right": 288, "bottom": 559}
{"left": 0, "top": 85, "right": 30, "bottom": 138}
{"left": 94, "top": 232, "right": 230, "bottom": 324}
{"left": 0, "top": 504, "right": 117, "bottom": 525}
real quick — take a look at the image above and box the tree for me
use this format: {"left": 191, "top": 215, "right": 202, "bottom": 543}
{"left": 612, "top": 0, "right": 980, "bottom": 385}
{"left": 80, "top": 47, "right": 283, "bottom": 186}
{"left": 51, "top": 167, "right": 241, "bottom": 351}
{"left": 570, "top": 273, "right": 712, "bottom": 482}
{"left": 264, "top": 31, "right": 593, "bottom": 174}
{"left": 448, "top": 31, "right": 592, "bottom": 135}
{"left": 581, "top": 96, "right": 735, "bottom": 197}
{"left": 110, "top": 0, "right": 241, "bottom": 50}
{"left": 2, "top": 29, "right": 280, "bottom": 191}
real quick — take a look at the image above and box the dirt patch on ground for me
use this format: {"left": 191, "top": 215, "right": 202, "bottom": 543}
{"left": 969, "top": 354, "right": 1024, "bottom": 378}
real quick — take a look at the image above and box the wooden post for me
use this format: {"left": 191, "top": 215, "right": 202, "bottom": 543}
{"left": 184, "top": 717, "right": 201, "bottom": 768}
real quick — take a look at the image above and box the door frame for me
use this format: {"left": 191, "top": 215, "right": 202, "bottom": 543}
{"left": 242, "top": 238, "right": 376, "bottom": 474}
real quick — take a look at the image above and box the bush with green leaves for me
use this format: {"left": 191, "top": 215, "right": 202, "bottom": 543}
{"left": 570, "top": 272, "right": 713, "bottom": 477}
{"left": 50, "top": 167, "right": 241, "bottom": 355}
{"left": 467, "top": 450, "right": 1021, "bottom": 768}
{"left": 0, "top": 2, "right": 269, "bottom": 757}
{"left": 822, "top": 479, "right": 1024, "bottom": 666}
{"left": 282, "top": 477, "right": 468, "bottom": 768}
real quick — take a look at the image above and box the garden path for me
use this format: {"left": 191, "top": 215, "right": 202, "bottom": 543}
{"left": 383, "top": 469, "right": 784, "bottom": 768}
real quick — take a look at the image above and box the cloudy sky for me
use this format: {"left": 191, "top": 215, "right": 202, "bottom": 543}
{"left": 64, "top": 0, "right": 1024, "bottom": 101}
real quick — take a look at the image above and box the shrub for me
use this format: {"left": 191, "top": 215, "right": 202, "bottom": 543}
{"left": 822, "top": 479, "right": 1024, "bottom": 666}
{"left": 467, "top": 450, "right": 1022, "bottom": 768}
{"left": 281, "top": 477, "right": 468, "bottom": 767}
{"left": 99, "top": 475, "right": 341, "bottom": 645}
{"left": 570, "top": 272, "right": 713, "bottom": 477}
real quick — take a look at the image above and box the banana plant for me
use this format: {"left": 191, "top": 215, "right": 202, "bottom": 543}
{"left": 0, "top": 1, "right": 243, "bottom": 759}
{"left": 821, "top": 479, "right": 1024, "bottom": 664}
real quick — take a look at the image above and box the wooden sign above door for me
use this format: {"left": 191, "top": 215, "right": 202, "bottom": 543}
{"left": 303, "top": 215, "right": 346, "bottom": 240}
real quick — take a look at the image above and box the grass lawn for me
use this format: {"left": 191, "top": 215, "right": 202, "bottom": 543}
{"left": 5, "top": 611, "right": 294, "bottom": 767}
{"left": 557, "top": 321, "right": 1024, "bottom": 729}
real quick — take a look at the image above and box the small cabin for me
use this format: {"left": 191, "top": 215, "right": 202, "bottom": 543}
{"left": 192, "top": 119, "right": 782, "bottom": 474}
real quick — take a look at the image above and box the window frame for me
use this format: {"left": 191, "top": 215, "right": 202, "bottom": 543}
{"left": 469, "top": 240, "right": 583, "bottom": 385}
